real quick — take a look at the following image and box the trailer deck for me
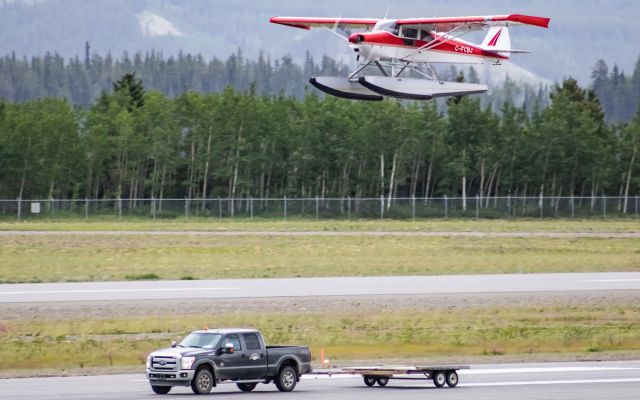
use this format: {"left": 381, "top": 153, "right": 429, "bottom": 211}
{"left": 314, "top": 365, "right": 469, "bottom": 388}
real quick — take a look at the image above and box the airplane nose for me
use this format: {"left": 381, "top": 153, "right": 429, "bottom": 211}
{"left": 348, "top": 33, "right": 365, "bottom": 44}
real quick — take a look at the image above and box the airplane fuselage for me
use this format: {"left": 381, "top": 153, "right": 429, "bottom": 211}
{"left": 349, "top": 30, "right": 507, "bottom": 64}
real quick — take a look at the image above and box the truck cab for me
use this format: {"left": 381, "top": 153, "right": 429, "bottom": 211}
{"left": 146, "top": 328, "right": 311, "bottom": 395}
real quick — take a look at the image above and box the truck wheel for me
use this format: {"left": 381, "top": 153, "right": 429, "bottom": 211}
{"left": 446, "top": 370, "right": 459, "bottom": 388}
{"left": 376, "top": 377, "right": 389, "bottom": 387}
{"left": 275, "top": 366, "right": 298, "bottom": 392}
{"left": 151, "top": 385, "right": 171, "bottom": 394}
{"left": 237, "top": 383, "right": 258, "bottom": 392}
{"left": 433, "top": 371, "right": 446, "bottom": 388}
{"left": 363, "top": 376, "right": 376, "bottom": 387}
{"left": 191, "top": 368, "right": 214, "bottom": 394}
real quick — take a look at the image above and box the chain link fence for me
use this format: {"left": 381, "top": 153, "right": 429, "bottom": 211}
{"left": 1, "top": 195, "right": 639, "bottom": 221}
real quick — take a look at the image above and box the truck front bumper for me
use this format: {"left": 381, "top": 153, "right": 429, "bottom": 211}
{"left": 147, "top": 369, "right": 195, "bottom": 386}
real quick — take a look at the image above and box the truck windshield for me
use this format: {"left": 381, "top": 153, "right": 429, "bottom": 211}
{"left": 179, "top": 333, "right": 222, "bottom": 349}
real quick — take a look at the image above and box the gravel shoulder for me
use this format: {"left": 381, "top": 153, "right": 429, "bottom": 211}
{"left": 3, "top": 291, "right": 639, "bottom": 320}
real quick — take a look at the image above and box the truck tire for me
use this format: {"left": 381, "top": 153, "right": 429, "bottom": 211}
{"left": 237, "top": 383, "right": 258, "bottom": 392}
{"left": 275, "top": 365, "right": 298, "bottom": 392}
{"left": 376, "top": 377, "right": 389, "bottom": 387}
{"left": 191, "top": 368, "right": 214, "bottom": 394}
{"left": 151, "top": 385, "right": 171, "bottom": 394}
{"left": 363, "top": 376, "right": 376, "bottom": 387}
{"left": 433, "top": 371, "right": 446, "bottom": 388}
{"left": 446, "top": 370, "right": 459, "bottom": 388}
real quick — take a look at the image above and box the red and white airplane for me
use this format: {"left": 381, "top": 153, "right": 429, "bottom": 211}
{"left": 270, "top": 14, "right": 550, "bottom": 100}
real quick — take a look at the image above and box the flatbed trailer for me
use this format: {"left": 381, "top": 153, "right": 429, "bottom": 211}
{"left": 314, "top": 365, "right": 469, "bottom": 388}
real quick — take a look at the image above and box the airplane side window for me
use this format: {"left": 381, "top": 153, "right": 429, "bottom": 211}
{"left": 421, "top": 30, "right": 434, "bottom": 42}
{"left": 403, "top": 28, "right": 418, "bottom": 39}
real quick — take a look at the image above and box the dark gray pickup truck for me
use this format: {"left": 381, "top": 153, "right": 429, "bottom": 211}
{"left": 146, "top": 328, "right": 312, "bottom": 395}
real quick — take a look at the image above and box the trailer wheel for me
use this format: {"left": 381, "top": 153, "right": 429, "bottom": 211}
{"left": 446, "top": 370, "right": 459, "bottom": 388}
{"left": 433, "top": 371, "right": 446, "bottom": 388}
{"left": 376, "top": 377, "right": 389, "bottom": 387}
{"left": 363, "top": 376, "right": 376, "bottom": 387}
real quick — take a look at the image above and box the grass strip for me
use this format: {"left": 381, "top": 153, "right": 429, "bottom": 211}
{"left": 1, "top": 218, "right": 639, "bottom": 233}
{"left": 2, "top": 305, "right": 639, "bottom": 371}
{"left": 0, "top": 235, "right": 638, "bottom": 283}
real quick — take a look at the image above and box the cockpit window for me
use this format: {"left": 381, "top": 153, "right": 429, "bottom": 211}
{"left": 420, "top": 30, "right": 435, "bottom": 42}
{"left": 401, "top": 27, "right": 419, "bottom": 39}
{"left": 373, "top": 19, "right": 399, "bottom": 35}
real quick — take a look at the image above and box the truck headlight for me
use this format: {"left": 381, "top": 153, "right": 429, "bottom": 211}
{"left": 146, "top": 355, "right": 151, "bottom": 369}
{"left": 181, "top": 356, "right": 196, "bottom": 370}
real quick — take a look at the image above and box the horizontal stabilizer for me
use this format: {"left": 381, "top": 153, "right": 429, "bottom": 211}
{"left": 310, "top": 77, "right": 383, "bottom": 101}
{"left": 358, "top": 77, "right": 488, "bottom": 100}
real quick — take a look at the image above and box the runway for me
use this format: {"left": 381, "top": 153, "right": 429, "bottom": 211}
{"left": 1, "top": 272, "right": 639, "bottom": 303}
{"left": 1, "top": 361, "right": 639, "bottom": 399}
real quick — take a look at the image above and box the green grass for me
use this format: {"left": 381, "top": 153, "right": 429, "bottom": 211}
{"left": 2, "top": 305, "right": 639, "bottom": 371}
{"left": 1, "top": 218, "right": 639, "bottom": 232}
{"left": 0, "top": 233, "right": 638, "bottom": 283}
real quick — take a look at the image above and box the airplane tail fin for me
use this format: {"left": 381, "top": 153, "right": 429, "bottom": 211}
{"left": 481, "top": 26, "right": 511, "bottom": 52}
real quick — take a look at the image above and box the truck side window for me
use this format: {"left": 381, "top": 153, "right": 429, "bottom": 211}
{"left": 243, "top": 333, "right": 261, "bottom": 350}
{"left": 224, "top": 334, "right": 242, "bottom": 351}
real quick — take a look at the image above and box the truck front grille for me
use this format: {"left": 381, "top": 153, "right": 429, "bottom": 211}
{"left": 152, "top": 356, "right": 178, "bottom": 371}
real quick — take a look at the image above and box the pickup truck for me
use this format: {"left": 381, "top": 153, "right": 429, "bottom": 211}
{"left": 146, "top": 328, "right": 312, "bottom": 395}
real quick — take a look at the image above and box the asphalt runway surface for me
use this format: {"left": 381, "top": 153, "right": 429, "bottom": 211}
{"left": 1, "top": 361, "right": 639, "bottom": 400}
{"left": 1, "top": 272, "right": 639, "bottom": 303}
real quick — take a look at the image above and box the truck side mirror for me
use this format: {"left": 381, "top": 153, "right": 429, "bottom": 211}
{"left": 171, "top": 341, "right": 177, "bottom": 348}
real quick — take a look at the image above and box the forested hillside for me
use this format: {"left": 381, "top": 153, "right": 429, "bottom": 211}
{"left": 1, "top": 75, "right": 638, "bottom": 208}
{"left": 1, "top": 50, "right": 638, "bottom": 122}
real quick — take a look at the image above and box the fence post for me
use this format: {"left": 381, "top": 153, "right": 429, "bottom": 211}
{"left": 184, "top": 197, "right": 189, "bottom": 219}
{"left": 539, "top": 192, "right": 543, "bottom": 219}
{"left": 412, "top": 195, "right": 416, "bottom": 220}
{"left": 50, "top": 197, "right": 55, "bottom": 218}
{"left": 571, "top": 195, "right": 575, "bottom": 219}
{"left": 315, "top": 196, "right": 319, "bottom": 219}
{"left": 507, "top": 194, "right": 511, "bottom": 217}
{"left": 218, "top": 197, "right": 222, "bottom": 219}
{"left": 250, "top": 197, "right": 254, "bottom": 219}
{"left": 444, "top": 195, "right": 448, "bottom": 219}
{"left": 602, "top": 195, "right": 607, "bottom": 219}
{"left": 85, "top": 198, "right": 89, "bottom": 220}
{"left": 347, "top": 196, "right": 351, "bottom": 220}
{"left": 16, "top": 197, "right": 21, "bottom": 221}
{"left": 284, "top": 196, "right": 287, "bottom": 220}
{"left": 475, "top": 194, "right": 480, "bottom": 219}
{"left": 151, "top": 196, "right": 156, "bottom": 220}
{"left": 636, "top": 195, "right": 638, "bottom": 218}
{"left": 380, "top": 195, "right": 384, "bottom": 220}
{"left": 118, "top": 196, "right": 122, "bottom": 219}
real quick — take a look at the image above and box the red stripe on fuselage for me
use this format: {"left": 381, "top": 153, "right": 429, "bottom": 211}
{"left": 357, "top": 31, "right": 508, "bottom": 60}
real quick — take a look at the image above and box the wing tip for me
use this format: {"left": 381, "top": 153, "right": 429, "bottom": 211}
{"left": 508, "top": 14, "right": 551, "bottom": 28}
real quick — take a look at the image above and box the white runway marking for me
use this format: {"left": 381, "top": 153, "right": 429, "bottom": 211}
{"left": 0, "top": 287, "right": 236, "bottom": 295}
{"left": 462, "top": 366, "right": 640, "bottom": 375}
{"left": 464, "top": 378, "right": 640, "bottom": 387}
{"left": 580, "top": 279, "right": 640, "bottom": 283}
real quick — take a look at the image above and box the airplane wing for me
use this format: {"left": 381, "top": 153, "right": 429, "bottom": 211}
{"left": 395, "top": 14, "right": 550, "bottom": 32}
{"left": 270, "top": 17, "right": 379, "bottom": 30}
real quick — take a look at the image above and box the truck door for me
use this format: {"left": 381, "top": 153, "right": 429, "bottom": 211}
{"left": 216, "top": 334, "right": 246, "bottom": 380}
{"left": 242, "top": 333, "right": 267, "bottom": 379}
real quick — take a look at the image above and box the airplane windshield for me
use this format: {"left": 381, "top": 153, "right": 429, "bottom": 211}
{"left": 373, "top": 19, "right": 399, "bottom": 35}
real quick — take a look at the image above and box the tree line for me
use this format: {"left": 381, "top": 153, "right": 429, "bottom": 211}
{"left": 1, "top": 73, "right": 638, "bottom": 213}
